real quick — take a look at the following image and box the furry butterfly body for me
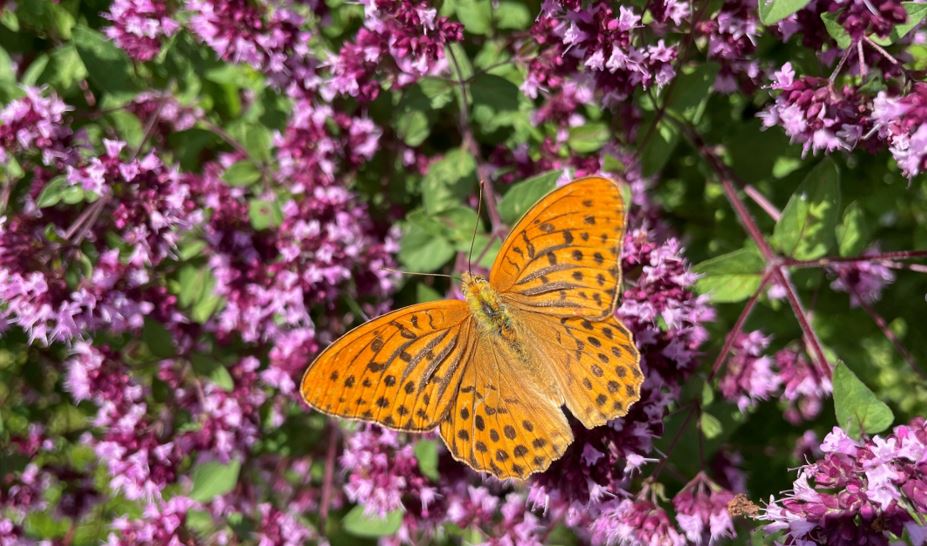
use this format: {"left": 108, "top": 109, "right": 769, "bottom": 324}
{"left": 300, "top": 176, "right": 643, "bottom": 479}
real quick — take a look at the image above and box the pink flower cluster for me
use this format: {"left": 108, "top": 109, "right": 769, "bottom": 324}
{"left": 0, "top": 87, "right": 74, "bottom": 167}
{"left": 103, "top": 0, "right": 179, "bottom": 62}
{"left": 324, "top": 0, "right": 463, "bottom": 101}
{"left": 762, "top": 419, "right": 927, "bottom": 544}
{"left": 528, "top": 2, "right": 678, "bottom": 108}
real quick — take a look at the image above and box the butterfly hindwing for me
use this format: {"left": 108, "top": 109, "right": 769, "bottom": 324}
{"left": 301, "top": 301, "right": 475, "bottom": 431}
{"left": 527, "top": 311, "right": 643, "bottom": 429}
{"left": 439, "top": 335, "right": 573, "bottom": 479}
{"left": 490, "top": 176, "right": 627, "bottom": 320}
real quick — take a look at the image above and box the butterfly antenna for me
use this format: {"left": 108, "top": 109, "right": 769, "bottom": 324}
{"left": 383, "top": 267, "right": 458, "bottom": 280}
{"left": 467, "top": 179, "right": 485, "bottom": 275}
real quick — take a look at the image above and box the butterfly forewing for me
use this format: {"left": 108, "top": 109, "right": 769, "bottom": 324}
{"left": 439, "top": 336, "right": 573, "bottom": 479}
{"left": 301, "top": 301, "right": 475, "bottom": 431}
{"left": 490, "top": 176, "right": 627, "bottom": 320}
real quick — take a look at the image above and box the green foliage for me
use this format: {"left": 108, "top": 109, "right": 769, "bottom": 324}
{"left": 758, "top": 0, "right": 812, "bottom": 24}
{"left": 694, "top": 246, "right": 766, "bottom": 303}
{"left": 772, "top": 159, "right": 841, "bottom": 260}
{"left": 414, "top": 439, "right": 440, "bottom": 481}
{"left": 190, "top": 459, "right": 242, "bottom": 502}
{"left": 833, "top": 363, "right": 895, "bottom": 439}
{"left": 342, "top": 506, "right": 404, "bottom": 538}
{"left": 497, "top": 170, "right": 562, "bottom": 224}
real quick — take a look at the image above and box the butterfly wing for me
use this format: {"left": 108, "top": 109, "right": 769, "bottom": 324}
{"left": 520, "top": 309, "right": 643, "bottom": 429}
{"left": 439, "top": 334, "right": 573, "bottom": 479}
{"left": 301, "top": 300, "right": 476, "bottom": 431}
{"left": 489, "top": 176, "right": 628, "bottom": 320}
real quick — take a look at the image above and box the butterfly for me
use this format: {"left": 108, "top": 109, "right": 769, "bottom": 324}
{"left": 300, "top": 176, "right": 642, "bottom": 479}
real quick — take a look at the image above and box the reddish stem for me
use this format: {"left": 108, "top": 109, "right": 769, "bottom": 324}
{"left": 707, "top": 271, "right": 774, "bottom": 381}
{"left": 785, "top": 250, "right": 927, "bottom": 268}
{"left": 447, "top": 46, "right": 505, "bottom": 236}
{"left": 320, "top": 425, "right": 339, "bottom": 529}
{"left": 849, "top": 285, "right": 926, "bottom": 380}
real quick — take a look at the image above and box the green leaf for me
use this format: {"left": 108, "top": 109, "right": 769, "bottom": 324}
{"left": 107, "top": 110, "right": 144, "bottom": 150}
{"left": 821, "top": 12, "right": 852, "bottom": 49}
{"left": 36, "top": 176, "right": 69, "bottom": 208}
{"left": 700, "top": 411, "right": 723, "bottom": 440}
{"left": 418, "top": 77, "right": 454, "bottom": 109}
{"left": 892, "top": 2, "right": 927, "bottom": 41}
{"left": 190, "top": 459, "right": 242, "bottom": 502}
{"left": 693, "top": 246, "right": 766, "bottom": 303}
{"left": 758, "top": 0, "right": 812, "bottom": 25}
{"left": 470, "top": 74, "right": 521, "bottom": 131}
{"left": 568, "top": 123, "right": 610, "bottom": 154}
{"left": 497, "top": 170, "right": 562, "bottom": 224}
{"left": 24, "top": 511, "right": 70, "bottom": 539}
{"left": 35, "top": 45, "right": 86, "bottom": 91}
{"left": 248, "top": 199, "right": 283, "bottom": 230}
{"left": 416, "top": 283, "right": 443, "bottom": 303}
{"left": 223, "top": 160, "right": 262, "bottom": 187}
{"left": 395, "top": 84, "right": 436, "bottom": 146}
{"left": 494, "top": 0, "right": 532, "bottom": 29}
{"left": 422, "top": 149, "right": 476, "bottom": 214}
{"left": 172, "top": 264, "right": 225, "bottom": 323}
{"left": 192, "top": 355, "right": 235, "bottom": 392}
{"left": 141, "top": 319, "right": 177, "bottom": 359}
{"left": 836, "top": 202, "right": 869, "bottom": 257}
{"left": 414, "top": 440, "right": 440, "bottom": 481}
{"left": 456, "top": 0, "right": 492, "bottom": 35}
{"left": 639, "top": 64, "right": 718, "bottom": 176}
{"left": 72, "top": 25, "right": 139, "bottom": 105}
{"left": 399, "top": 222, "right": 456, "bottom": 273}
{"left": 772, "top": 158, "right": 841, "bottom": 260}
{"left": 833, "top": 362, "right": 894, "bottom": 439}
{"left": 193, "top": 292, "right": 225, "bottom": 324}
{"left": 343, "top": 506, "right": 404, "bottom": 538}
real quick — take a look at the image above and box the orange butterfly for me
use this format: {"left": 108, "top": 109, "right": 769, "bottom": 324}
{"left": 300, "top": 176, "right": 642, "bottom": 479}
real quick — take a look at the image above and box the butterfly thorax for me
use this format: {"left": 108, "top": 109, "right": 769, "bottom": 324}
{"left": 461, "top": 272, "right": 516, "bottom": 339}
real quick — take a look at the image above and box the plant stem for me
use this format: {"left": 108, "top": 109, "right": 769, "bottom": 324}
{"left": 447, "top": 45, "right": 505, "bottom": 236}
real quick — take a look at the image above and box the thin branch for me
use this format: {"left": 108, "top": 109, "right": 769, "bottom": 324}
{"left": 447, "top": 45, "right": 505, "bottom": 236}
{"left": 675, "top": 120, "right": 831, "bottom": 378}
{"left": 320, "top": 425, "right": 339, "bottom": 529}
{"left": 707, "top": 271, "right": 774, "bottom": 381}
{"left": 849, "top": 285, "right": 926, "bottom": 380}
{"left": 785, "top": 250, "right": 927, "bottom": 268}
{"left": 774, "top": 267, "right": 831, "bottom": 380}
{"left": 744, "top": 184, "right": 782, "bottom": 222}
{"left": 648, "top": 405, "right": 698, "bottom": 482}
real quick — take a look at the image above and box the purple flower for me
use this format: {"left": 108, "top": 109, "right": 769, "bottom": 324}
{"left": 340, "top": 426, "right": 436, "bottom": 518}
{"left": 529, "top": 2, "right": 677, "bottom": 108}
{"left": 697, "top": 0, "right": 762, "bottom": 93}
{"left": 759, "top": 63, "right": 869, "bottom": 156}
{"left": 673, "top": 473, "right": 737, "bottom": 545}
{"left": 0, "top": 86, "right": 75, "bottom": 167}
{"left": 323, "top": 0, "right": 462, "bottom": 101}
{"left": 103, "top": 0, "right": 179, "bottom": 62}
{"left": 872, "top": 83, "right": 927, "bottom": 178}
{"left": 105, "top": 496, "right": 198, "bottom": 545}
{"left": 828, "top": 251, "right": 896, "bottom": 307}
{"left": 760, "top": 419, "right": 927, "bottom": 545}
{"left": 776, "top": 348, "right": 832, "bottom": 424}
{"left": 591, "top": 497, "right": 686, "bottom": 546}
{"left": 254, "top": 503, "right": 316, "bottom": 546}
{"left": 718, "top": 330, "right": 782, "bottom": 411}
